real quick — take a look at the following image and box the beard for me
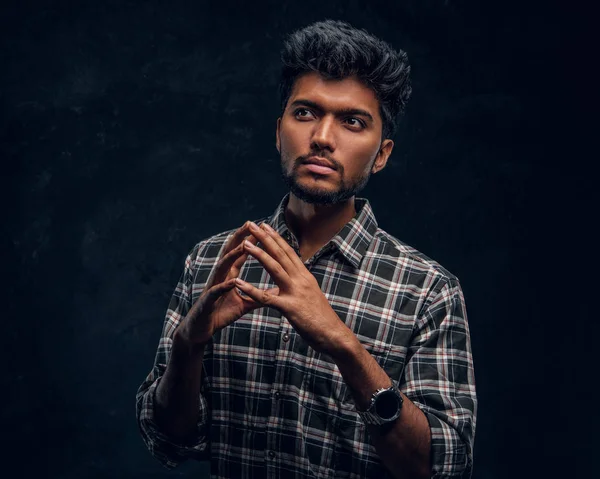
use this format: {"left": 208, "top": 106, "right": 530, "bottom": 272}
{"left": 280, "top": 156, "right": 374, "bottom": 206}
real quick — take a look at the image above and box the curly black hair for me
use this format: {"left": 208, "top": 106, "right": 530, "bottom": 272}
{"left": 279, "top": 20, "right": 412, "bottom": 140}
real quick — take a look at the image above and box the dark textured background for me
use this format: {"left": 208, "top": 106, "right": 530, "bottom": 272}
{"left": 1, "top": 0, "right": 590, "bottom": 478}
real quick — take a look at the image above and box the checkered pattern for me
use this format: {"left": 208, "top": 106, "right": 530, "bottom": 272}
{"left": 136, "top": 193, "right": 477, "bottom": 478}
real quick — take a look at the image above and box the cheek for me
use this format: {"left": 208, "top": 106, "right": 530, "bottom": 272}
{"left": 346, "top": 142, "right": 380, "bottom": 176}
{"left": 351, "top": 134, "right": 380, "bottom": 154}
{"left": 278, "top": 135, "right": 292, "bottom": 161}
{"left": 345, "top": 136, "right": 380, "bottom": 161}
{"left": 279, "top": 127, "right": 304, "bottom": 157}
{"left": 278, "top": 134, "right": 297, "bottom": 167}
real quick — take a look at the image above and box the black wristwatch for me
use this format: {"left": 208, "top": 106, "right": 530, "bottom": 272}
{"left": 358, "top": 385, "right": 403, "bottom": 426}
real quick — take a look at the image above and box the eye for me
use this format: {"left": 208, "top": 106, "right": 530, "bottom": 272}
{"left": 345, "top": 117, "right": 366, "bottom": 129}
{"left": 294, "top": 108, "right": 315, "bottom": 120}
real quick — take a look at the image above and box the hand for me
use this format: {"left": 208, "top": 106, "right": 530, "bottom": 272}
{"left": 176, "top": 221, "right": 279, "bottom": 346}
{"left": 234, "top": 222, "right": 351, "bottom": 355}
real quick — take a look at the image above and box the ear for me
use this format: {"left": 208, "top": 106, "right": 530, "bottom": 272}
{"left": 276, "top": 118, "right": 281, "bottom": 153}
{"left": 371, "top": 139, "right": 394, "bottom": 174}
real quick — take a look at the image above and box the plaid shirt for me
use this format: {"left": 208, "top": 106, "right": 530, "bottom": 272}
{"left": 136, "top": 193, "right": 477, "bottom": 478}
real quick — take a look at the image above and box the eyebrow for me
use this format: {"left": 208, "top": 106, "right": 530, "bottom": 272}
{"left": 289, "top": 99, "right": 375, "bottom": 123}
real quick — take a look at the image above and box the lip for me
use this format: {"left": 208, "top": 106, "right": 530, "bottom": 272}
{"left": 303, "top": 163, "right": 336, "bottom": 175}
{"left": 304, "top": 156, "right": 336, "bottom": 170}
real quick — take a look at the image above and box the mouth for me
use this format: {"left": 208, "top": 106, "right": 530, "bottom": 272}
{"left": 302, "top": 156, "right": 337, "bottom": 175}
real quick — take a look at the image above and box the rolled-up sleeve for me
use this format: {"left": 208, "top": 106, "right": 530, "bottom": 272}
{"left": 135, "top": 244, "right": 210, "bottom": 469}
{"left": 403, "top": 277, "right": 477, "bottom": 478}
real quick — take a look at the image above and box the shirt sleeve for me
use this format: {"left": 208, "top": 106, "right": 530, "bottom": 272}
{"left": 135, "top": 244, "right": 210, "bottom": 469}
{"left": 402, "top": 277, "right": 477, "bottom": 479}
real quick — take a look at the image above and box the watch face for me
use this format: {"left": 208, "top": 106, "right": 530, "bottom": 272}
{"left": 375, "top": 389, "right": 401, "bottom": 420}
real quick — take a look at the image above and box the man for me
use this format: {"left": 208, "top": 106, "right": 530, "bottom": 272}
{"left": 136, "top": 20, "right": 477, "bottom": 479}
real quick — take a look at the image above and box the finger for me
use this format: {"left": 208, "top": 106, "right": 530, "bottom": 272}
{"left": 213, "top": 235, "right": 259, "bottom": 284}
{"left": 208, "top": 224, "right": 252, "bottom": 287}
{"left": 248, "top": 222, "right": 298, "bottom": 275}
{"left": 235, "top": 283, "right": 270, "bottom": 303}
{"left": 228, "top": 235, "right": 258, "bottom": 278}
{"left": 213, "top": 243, "right": 245, "bottom": 281}
{"left": 222, "top": 221, "right": 254, "bottom": 255}
{"left": 259, "top": 222, "right": 305, "bottom": 270}
{"left": 237, "top": 284, "right": 280, "bottom": 300}
{"left": 229, "top": 252, "right": 248, "bottom": 279}
{"left": 243, "top": 238, "right": 292, "bottom": 287}
{"left": 204, "top": 277, "right": 237, "bottom": 304}
{"left": 238, "top": 286, "right": 280, "bottom": 315}
{"left": 235, "top": 278, "right": 281, "bottom": 309}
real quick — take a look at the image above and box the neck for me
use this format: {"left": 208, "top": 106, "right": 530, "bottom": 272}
{"left": 284, "top": 193, "right": 357, "bottom": 260}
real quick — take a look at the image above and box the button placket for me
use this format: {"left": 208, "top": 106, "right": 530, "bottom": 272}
{"left": 282, "top": 230, "right": 301, "bottom": 257}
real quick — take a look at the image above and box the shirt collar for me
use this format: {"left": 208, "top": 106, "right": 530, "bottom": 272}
{"left": 266, "top": 192, "right": 379, "bottom": 269}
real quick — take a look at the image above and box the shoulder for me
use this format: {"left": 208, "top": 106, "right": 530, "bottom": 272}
{"left": 369, "top": 227, "right": 461, "bottom": 293}
{"left": 369, "top": 229, "right": 467, "bottom": 324}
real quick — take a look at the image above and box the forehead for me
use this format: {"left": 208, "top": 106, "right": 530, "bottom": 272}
{"left": 288, "top": 72, "right": 381, "bottom": 122}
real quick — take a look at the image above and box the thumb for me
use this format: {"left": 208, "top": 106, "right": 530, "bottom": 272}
{"left": 238, "top": 285, "right": 281, "bottom": 315}
{"left": 234, "top": 279, "right": 281, "bottom": 309}
{"left": 204, "top": 278, "right": 237, "bottom": 304}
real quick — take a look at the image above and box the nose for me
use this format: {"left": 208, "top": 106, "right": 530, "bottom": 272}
{"left": 310, "top": 115, "right": 336, "bottom": 152}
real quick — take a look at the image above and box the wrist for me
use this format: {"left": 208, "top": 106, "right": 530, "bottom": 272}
{"left": 327, "top": 326, "right": 362, "bottom": 362}
{"left": 328, "top": 331, "right": 396, "bottom": 411}
{"left": 173, "top": 326, "right": 208, "bottom": 357}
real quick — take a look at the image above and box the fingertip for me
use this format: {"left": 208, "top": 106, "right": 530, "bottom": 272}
{"left": 236, "top": 285, "right": 252, "bottom": 299}
{"left": 220, "top": 277, "right": 235, "bottom": 290}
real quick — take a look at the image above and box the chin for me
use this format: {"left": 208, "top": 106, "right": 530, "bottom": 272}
{"left": 281, "top": 167, "right": 358, "bottom": 205}
{"left": 291, "top": 183, "right": 356, "bottom": 206}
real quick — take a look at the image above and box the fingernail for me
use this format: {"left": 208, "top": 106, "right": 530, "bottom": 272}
{"left": 248, "top": 222, "right": 259, "bottom": 230}
{"left": 244, "top": 240, "right": 254, "bottom": 248}
{"left": 263, "top": 223, "right": 275, "bottom": 232}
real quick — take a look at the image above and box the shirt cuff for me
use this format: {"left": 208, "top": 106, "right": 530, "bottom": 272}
{"left": 137, "top": 377, "right": 209, "bottom": 469}
{"left": 418, "top": 406, "right": 473, "bottom": 479}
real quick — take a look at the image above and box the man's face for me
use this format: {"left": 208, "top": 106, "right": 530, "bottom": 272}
{"left": 276, "top": 71, "right": 393, "bottom": 206}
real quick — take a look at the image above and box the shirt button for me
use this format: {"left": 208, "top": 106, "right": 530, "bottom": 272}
{"left": 282, "top": 332, "right": 290, "bottom": 342}
{"left": 268, "top": 450, "right": 276, "bottom": 459}
{"left": 274, "top": 391, "right": 280, "bottom": 399}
